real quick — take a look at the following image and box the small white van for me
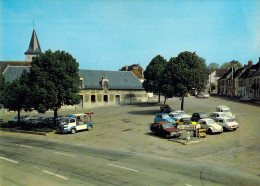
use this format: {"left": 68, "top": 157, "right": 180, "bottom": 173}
{"left": 216, "top": 105, "right": 235, "bottom": 119}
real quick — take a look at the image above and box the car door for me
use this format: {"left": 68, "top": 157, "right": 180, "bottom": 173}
{"left": 200, "top": 121, "right": 208, "bottom": 130}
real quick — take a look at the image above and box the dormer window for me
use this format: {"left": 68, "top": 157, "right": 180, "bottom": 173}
{"left": 101, "top": 75, "right": 109, "bottom": 89}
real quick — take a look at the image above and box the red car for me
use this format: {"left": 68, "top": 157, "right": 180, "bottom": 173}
{"left": 150, "top": 121, "right": 181, "bottom": 138}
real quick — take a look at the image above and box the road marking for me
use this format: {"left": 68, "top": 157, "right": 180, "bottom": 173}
{"left": 186, "top": 184, "right": 192, "bottom": 186}
{"left": 15, "top": 144, "right": 32, "bottom": 148}
{"left": 0, "top": 157, "right": 18, "bottom": 164}
{"left": 43, "top": 170, "right": 69, "bottom": 181}
{"left": 54, "top": 152, "right": 77, "bottom": 157}
{"left": 107, "top": 163, "right": 139, "bottom": 172}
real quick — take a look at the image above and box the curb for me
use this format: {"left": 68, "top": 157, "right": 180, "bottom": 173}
{"left": 0, "top": 128, "right": 53, "bottom": 136}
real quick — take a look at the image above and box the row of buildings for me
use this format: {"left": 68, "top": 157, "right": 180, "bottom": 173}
{"left": 1, "top": 29, "right": 149, "bottom": 112}
{"left": 208, "top": 59, "right": 260, "bottom": 101}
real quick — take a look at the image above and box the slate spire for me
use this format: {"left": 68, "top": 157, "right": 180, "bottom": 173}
{"left": 24, "top": 29, "right": 42, "bottom": 55}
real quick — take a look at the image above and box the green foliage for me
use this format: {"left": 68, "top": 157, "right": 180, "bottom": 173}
{"left": 0, "top": 73, "right": 5, "bottom": 108}
{"left": 2, "top": 70, "right": 30, "bottom": 121}
{"left": 143, "top": 55, "right": 167, "bottom": 102}
{"left": 207, "top": 62, "right": 220, "bottom": 69}
{"left": 29, "top": 50, "right": 80, "bottom": 116}
{"left": 162, "top": 51, "right": 208, "bottom": 108}
{"left": 143, "top": 55, "right": 167, "bottom": 94}
{"left": 220, "top": 60, "right": 242, "bottom": 69}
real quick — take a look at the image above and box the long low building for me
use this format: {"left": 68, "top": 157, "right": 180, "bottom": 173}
{"left": 2, "top": 66, "right": 148, "bottom": 110}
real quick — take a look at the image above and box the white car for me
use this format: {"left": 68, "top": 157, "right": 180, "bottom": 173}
{"left": 215, "top": 117, "right": 239, "bottom": 131}
{"left": 197, "top": 93, "right": 210, "bottom": 98}
{"left": 216, "top": 105, "right": 235, "bottom": 119}
{"left": 169, "top": 110, "right": 191, "bottom": 119}
{"left": 198, "top": 118, "right": 223, "bottom": 134}
{"left": 209, "top": 112, "right": 227, "bottom": 121}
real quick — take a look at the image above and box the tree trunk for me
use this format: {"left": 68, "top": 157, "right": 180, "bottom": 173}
{"left": 18, "top": 109, "right": 21, "bottom": 124}
{"left": 164, "top": 97, "right": 167, "bottom": 105}
{"left": 54, "top": 108, "right": 58, "bottom": 127}
{"left": 181, "top": 97, "right": 184, "bottom": 110}
{"left": 158, "top": 92, "right": 161, "bottom": 103}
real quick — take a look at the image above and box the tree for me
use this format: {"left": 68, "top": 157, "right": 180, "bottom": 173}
{"left": 163, "top": 52, "right": 208, "bottom": 110}
{"left": 29, "top": 50, "right": 80, "bottom": 121}
{"left": 143, "top": 55, "right": 167, "bottom": 103}
{"left": 2, "top": 70, "right": 30, "bottom": 123}
{"left": 207, "top": 62, "right": 220, "bottom": 69}
{"left": 220, "top": 60, "right": 242, "bottom": 69}
{"left": 0, "top": 73, "right": 5, "bottom": 109}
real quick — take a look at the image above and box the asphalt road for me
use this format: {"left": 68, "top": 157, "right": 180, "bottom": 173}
{"left": 0, "top": 135, "right": 259, "bottom": 186}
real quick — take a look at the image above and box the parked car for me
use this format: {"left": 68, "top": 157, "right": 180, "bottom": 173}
{"left": 170, "top": 110, "right": 191, "bottom": 118}
{"left": 198, "top": 118, "right": 223, "bottom": 134}
{"left": 191, "top": 112, "right": 208, "bottom": 122}
{"left": 8, "top": 114, "right": 31, "bottom": 124}
{"left": 160, "top": 104, "right": 172, "bottom": 113}
{"left": 216, "top": 105, "right": 235, "bottom": 119}
{"left": 197, "top": 93, "right": 210, "bottom": 98}
{"left": 215, "top": 117, "right": 239, "bottom": 131}
{"left": 175, "top": 118, "right": 197, "bottom": 126}
{"left": 168, "top": 113, "right": 185, "bottom": 122}
{"left": 150, "top": 121, "right": 181, "bottom": 138}
{"left": 154, "top": 113, "right": 175, "bottom": 124}
{"left": 209, "top": 112, "right": 227, "bottom": 121}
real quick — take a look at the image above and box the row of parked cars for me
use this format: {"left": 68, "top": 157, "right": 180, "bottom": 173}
{"left": 151, "top": 105, "right": 239, "bottom": 138}
{"left": 8, "top": 114, "right": 63, "bottom": 129}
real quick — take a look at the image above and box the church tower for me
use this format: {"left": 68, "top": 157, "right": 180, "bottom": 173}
{"left": 24, "top": 29, "right": 42, "bottom": 62}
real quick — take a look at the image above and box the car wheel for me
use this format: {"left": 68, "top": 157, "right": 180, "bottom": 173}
{"left": 208, "top": 129, "right": 212, "bottom": 135}
{"left": 223, "top": 127, "right": 227, "bottom": 132}
{"left": 233, "top": 128, "right": 237, "bottom": 131}
{"left": 87, "top": 125, "right": 92, "bottom": 131}
{"left": 165, "top": 134, "right": 171, "bottom": 139}
{"left": 71, "top": 128, "right": 76, "bottom": 134}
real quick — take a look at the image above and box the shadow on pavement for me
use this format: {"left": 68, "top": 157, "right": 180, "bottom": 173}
{"left": 128, "top": 110, "right": 158, "bottom": 115}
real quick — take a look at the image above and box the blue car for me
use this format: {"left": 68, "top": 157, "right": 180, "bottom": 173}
{"left": 154, "top": 113, "right": 175, "bottom": 124}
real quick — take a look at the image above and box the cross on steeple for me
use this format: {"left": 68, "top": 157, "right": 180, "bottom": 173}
{"left": 33, "top": 20, "right": 35, "bottom": 29}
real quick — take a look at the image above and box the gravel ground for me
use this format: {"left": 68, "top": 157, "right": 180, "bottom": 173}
{"left": 1, "top": 96, "right": 259, "bottom": 178}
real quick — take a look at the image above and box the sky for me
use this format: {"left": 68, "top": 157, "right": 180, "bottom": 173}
{"left": 0, "top": 0, "right": 260, "bottom": 70}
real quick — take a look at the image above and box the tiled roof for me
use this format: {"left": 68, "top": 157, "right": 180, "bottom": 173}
{"left": 3, "top": 66, "right": 30, "bottom": 82}
{"left": 79, "top": 69, "right": 144, "bottom": 90}
{"left": 3, "top": 67, "right": 144, "bottom": 90}
{"left": 240, "top": 63, "right": 259, "bottom": 79}
{"left": 214, "top": 69, "right": 226, "bottom": 77}
{"left": 218, "top": 68, "right": 232, "bottom": 80}
{"left": 0, "top": 61, "right": 30, "bottom": 73}
{"left": 24, "top": 29, "right": 42, "bottom": 55}
{"left": 233, "top": 67, "right": 244, "bottom": 78}
{"left": 252, "top": 69, "right": 260, "bottom": 77}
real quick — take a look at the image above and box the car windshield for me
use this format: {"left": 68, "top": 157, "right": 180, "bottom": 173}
{"left": 163, "top": 123, "right": 174, "bottom": 128}
{"left": 162, "top": 115, "right": 170, "bottom": 119}
{"left": 200, "top": 114, "right": 207, "bottom": 117}
{"left": 226, "top": 118, "right": 234, "bottom": 122}
{"left": 173, "top": 114, "right": 181, "bottom": 117}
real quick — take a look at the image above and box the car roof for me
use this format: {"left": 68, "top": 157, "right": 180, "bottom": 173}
{"left": 210, "top": 112, "right": 226, "bottom": 114}
{"left": 217, "top": 105, "right": 229, "bottom": 108}
{"left": 199, "top": 118, "right": 213, "bottom": 121}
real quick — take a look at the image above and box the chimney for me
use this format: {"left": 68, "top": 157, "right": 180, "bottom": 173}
{"left": 248, "top": 60, "right": 253, "bottom": 68}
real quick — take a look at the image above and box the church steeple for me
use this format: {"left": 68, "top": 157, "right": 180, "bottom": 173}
{"left": 24, "top": 29, "right": 42, "bottom": 62}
